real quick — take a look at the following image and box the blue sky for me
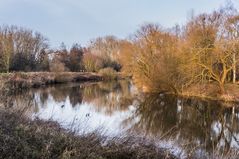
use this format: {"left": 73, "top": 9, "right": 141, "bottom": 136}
{"left": 0, "top": 0, "right": 238, "bottom": 48}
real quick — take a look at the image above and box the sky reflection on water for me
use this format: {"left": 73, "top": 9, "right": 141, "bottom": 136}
{"left": 8, "top": 81, "right": 239, "bottom": 158}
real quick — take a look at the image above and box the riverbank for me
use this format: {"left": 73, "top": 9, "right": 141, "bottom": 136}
{"left": 137, "top": 82, "right": 239, "bottom": 103}
{"left": 0, "top": 72, "right": 103, "bottom": 90}
{"left": 180, "top": 83, "right": 239, "bottom": 103}
{"left": 0, "top": 108, "right": 176, "bottom": 159}
{"left": 1, "top": 72, "right": 239, "bottom": 104}
{"left": 0, "top": 72, "right": 129, "bottom": 91}
{"left": 1, "top": 72, "right": 239, "bottom": 103}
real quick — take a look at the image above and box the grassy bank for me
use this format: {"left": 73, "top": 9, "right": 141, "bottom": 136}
{"left": 1, "top": 72, "right": 238, "bottom": 104}
{"left": 136, "top": 82, "right": 239, "bottom": 103}
{"left": 180, "top": 83, "right": 239, "bottom": 103}
{"left": 0, "top": 72, "right": 103, "bottom": 90}
{"left": 0, "top": 72, "right": 128, "bottom": 90}
{"left": 0, "top": 109, "right": 176, "bottom": 159}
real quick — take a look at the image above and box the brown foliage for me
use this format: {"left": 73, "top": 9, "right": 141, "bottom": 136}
{"left": 118, "top": 4, "right": 239, "bottom": 95}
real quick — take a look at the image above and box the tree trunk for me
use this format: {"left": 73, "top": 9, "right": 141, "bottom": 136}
{"left": 233, "top": 52, "right": 236, "bottom": 84}
{"left": 219, "top": 83, "right": 225, "bottom": 94}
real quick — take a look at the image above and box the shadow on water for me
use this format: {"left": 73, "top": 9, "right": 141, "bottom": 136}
{"left": 5, "top": 80, "right": 239, "bottom": 158}
{"left": 124, "top": 93, "right": 239, "bottom": 157}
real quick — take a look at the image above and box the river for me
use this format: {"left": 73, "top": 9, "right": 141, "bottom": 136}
{"left": 6, "top": 80, "right": 239, "bottom": 158}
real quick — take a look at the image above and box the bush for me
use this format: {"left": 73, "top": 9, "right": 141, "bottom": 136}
{"left": 98, "top": 67, "right": 117, "bottom": 80}
{"left": 50, "top": 60, "right": 67, "bottom": 72}
{"left": 83, "top": 53, "right": 104, "bottom": 72}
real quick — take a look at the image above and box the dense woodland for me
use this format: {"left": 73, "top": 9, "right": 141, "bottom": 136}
{"left": 0, "top": 4, "right": 239, "bottom": 94}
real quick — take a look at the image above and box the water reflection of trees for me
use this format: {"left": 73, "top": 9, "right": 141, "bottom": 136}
{"left": 5, "top": 90, "right": 38, "bottom": 114}
{"left": 124, "top": 94, "right": 239, "bottom": 155}
{"left": 8, "top": 81, "right": 239, "bottom": 156}
{"left": 82, "top": 81, "right": 133, "bottom": 115}
{"left": 44, "top": 84, "right": 83, "bottom": 106}
{"left": 8, "top": 81, "right": 134, "bottom": 114}
{"left": 8, "top": 81, "right": 134, "bottom": 117}
{"left": 32, "top": 81, "right": 131, "bottom": 112}
{"left": 124, "top": 94, "right": 178, "bottom": 136}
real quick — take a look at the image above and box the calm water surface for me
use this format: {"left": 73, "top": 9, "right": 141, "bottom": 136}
{"left": 8, "top": 81, "right": 239, "bottom": 158}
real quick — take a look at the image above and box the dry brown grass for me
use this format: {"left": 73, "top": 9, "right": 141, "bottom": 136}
{"left": 0, "top": 72, "right": 103, "bottom": 90}
{"left": 0, "top": 109, "right": 176, "bottom": 159}
{"left": 98, "top": 67, "right": 118, "bottom": 80}
{"left": 181, "top": 82, "right": 239, "bottom": 103}
{"left": 0, "top": 72, "right": 128, "bottom": 91}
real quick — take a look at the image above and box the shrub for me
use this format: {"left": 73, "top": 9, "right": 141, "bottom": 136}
{"left": 50, "top": 60, "right": 67, "bottom": 72}
{"left": 102, "top": 60, "right": 122, "bottom": 72}
{"left": 83, "top": 53, "right": 104, "bottom": 72}
{"left": 98, "top": 67, "right": 117, "bottom": 80}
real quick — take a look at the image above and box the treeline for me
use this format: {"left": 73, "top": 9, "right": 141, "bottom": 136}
{"left": 0, "top": 26, "right": 49, "bottom": 72}
{"left": 0, "top": 27, "right": 121, "bottom": 73}
{"left": 0, "top": 3, "right": 239, "bottom": 94}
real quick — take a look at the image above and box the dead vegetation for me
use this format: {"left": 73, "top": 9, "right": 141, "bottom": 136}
{"left": 0, "top": 72, "right": 103, "bottom": 90}
{"left": 0, "top": 109, "right": 176, "bottom": 159}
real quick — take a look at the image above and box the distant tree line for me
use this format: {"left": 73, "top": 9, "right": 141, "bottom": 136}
{"left": 0, "top": 25, "right": 49, "bottom": 72}
{"left": 0, "top": 26, "right": 122, "bottom": 73}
